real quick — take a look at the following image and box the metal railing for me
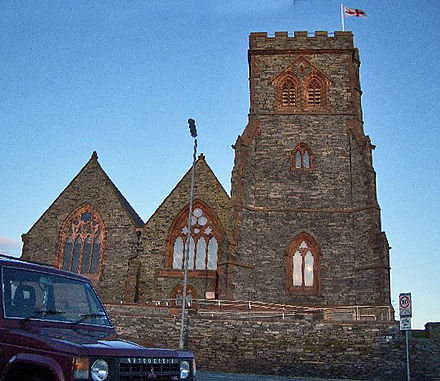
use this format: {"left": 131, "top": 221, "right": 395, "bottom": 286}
{"left": 141, "top": 298, "right": 393, "bottom": 322}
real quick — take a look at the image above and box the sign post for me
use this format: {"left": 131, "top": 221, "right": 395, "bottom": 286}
{"left": 399, "top": 293, "right": 412, "bottom": 381}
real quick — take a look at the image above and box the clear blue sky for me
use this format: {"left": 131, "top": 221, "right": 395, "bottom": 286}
{"left": 1, "top": 0, "right": 439, "bottom": 329}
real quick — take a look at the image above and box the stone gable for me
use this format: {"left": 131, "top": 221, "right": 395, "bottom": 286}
{"left": 22, "top": 152, "right": 142, "bottom": 303}
{"left": 135, "top": 154, "right": 231, "bottom": 302}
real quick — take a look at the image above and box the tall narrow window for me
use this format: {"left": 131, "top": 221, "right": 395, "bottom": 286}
{"left": 169, "top": 203, "right": 221, "bottom": 271}
{"left": 286, "top": 233, "right": 320, "bottom": 293}
{"left": 171, "top": 285, "right": 196, "bottom": 306}
{"left": 307, "top": 78, "right": 322, "bottom": 106}
{"left": 293, "top": 143, "right": 314, "bottom": 170}
{"left": 58, "top": 207, "right": 104, "bottom": 277}
{"left": 282, "top": 80, "right": 297, "bottom": 106}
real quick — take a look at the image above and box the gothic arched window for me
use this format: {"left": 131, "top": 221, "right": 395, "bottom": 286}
{"left": 272, "top": 71, "right": 300, "bottom": 111}
{"left": 306, "top": 78, "right": 323, "bottom": 106}
{"left": 286, "top": 233, "right": 320, "bottom": 293}
{"left": 293, "top": 143, "right": 314, "bottom": 170}
{"left": 171, "top": 284, "right": 197, "bottom": 306}
{"left": 281, "top": 79, "right": 297, "bottom": 106}
{"left": 58, "top": 207, "right": 104, "bottom": 277}
{"left": 168, "top": 203, "right": 221, "bottom": 271}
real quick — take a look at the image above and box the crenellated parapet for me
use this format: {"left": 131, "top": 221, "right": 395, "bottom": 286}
{"left": 249, "top": 31, "right": 354, "bottom": 51}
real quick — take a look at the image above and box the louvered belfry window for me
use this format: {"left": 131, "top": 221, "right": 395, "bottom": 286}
{"left": 282, "top": 80, "right": 297, "bottom": 106}
{"left": 59, "top": 208, "right": 104, "bottom": 276}
{"left": 170, "top": 204, "right": 220, "bottom": 271}
{"left": 307, "top": 78, "right": 322, "bottom": 106}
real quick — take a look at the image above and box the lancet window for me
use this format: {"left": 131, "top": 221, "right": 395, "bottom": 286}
{"left": 169, "top": 203, "right": 220, "bottom": 271}
{"left": 306, "top": 78, "right": 323, "bottom": 106}
{"left": 58, "top": 207, "right": 104, "bottom": 277}
{"left": 281, "top": 79, "right": 297, "bottom": 106}
{"left": 171, "top": 285, "right": 196, "bottom": 306}
{"left": 293, "top": 143, "right": 314, "bottom": 170}
{"left": 273, "top": 61, "right": 330, "bottom": 112}
{"left": 286, "top": 233, "right": 320, "bottom": 293}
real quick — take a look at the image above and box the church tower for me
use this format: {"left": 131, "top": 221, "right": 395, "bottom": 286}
{"left": 226, "top": 31, "right": 391, "bottom": 308}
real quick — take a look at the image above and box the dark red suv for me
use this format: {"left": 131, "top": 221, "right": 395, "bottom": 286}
{"left": 0, "top": 255, "right": 195, "bottom": 381}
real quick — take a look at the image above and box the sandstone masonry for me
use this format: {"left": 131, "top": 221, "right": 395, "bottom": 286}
{"left": 20, "top": 31, "right": 438, "bottom": 379}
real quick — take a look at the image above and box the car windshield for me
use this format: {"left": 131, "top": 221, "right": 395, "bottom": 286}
{"left": 2, "top": 267, "right": 111, "bottom": 327}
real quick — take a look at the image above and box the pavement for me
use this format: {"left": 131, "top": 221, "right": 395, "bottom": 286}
{"left": 197, "top": 371, "right": 361, "bottom": 381}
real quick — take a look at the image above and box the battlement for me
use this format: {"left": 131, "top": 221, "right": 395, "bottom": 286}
{"left": 249, "top": 31, "right": 354, "bottom": 51}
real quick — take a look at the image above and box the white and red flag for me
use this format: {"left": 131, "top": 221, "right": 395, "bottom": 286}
{"left": 344, "top": 7, "right": 368, "bottom": 18}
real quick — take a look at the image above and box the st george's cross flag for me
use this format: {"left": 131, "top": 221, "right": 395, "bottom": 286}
{"left": 344, "top": 7, "right": 368, "bottom": 18}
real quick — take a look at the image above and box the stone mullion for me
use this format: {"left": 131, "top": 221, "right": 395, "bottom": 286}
{"left": 301, "top": 249, "right": 306, "bottom": 289}
{"left": 204, "top": 235, "right": 209, "bottom": 270}
{"left": 87, "top": 232, "right": 96, "bottom": 274}
{"left": 77, "top": 229, "right": 86, "bottom": 275}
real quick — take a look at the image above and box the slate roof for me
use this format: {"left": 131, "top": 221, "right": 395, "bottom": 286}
{"left": 99, "top": 164, "right": 145, "bottom": 227}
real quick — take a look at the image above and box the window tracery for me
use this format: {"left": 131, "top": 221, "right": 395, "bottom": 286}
{"left": 168, "top": 203, "right": 220, "bottom": 271}
{"left": 286, "top": 233, "right": 320, "bottom": 293}
{"left": 58, "top": 207, "right": 104, "bottom": 277}
{"left": 293, "top": 143, "right": 314, "bottom": 170}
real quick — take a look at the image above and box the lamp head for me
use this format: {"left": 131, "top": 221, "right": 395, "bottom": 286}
{"left": 188, "top": 118, "right": 197, "bottom": 138}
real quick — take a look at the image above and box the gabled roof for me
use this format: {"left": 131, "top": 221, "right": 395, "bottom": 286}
{"left": 26, "top": 152, "right": 144, "bottom": 234}
{"left": 95, "top": 153, "right": 144, "bottom": 227}
{"left": 145, "top": 153, "right": 230, "bottom": 226}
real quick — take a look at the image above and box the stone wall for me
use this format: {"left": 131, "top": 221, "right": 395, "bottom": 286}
{"left": 21, "top": 153, "right": 142, "bottom": 303}
{"left": 106, "top": 304, "right": 440, "bottom": 381}
{"left": 228, "top": 31, "right": 390, "bottom": 306}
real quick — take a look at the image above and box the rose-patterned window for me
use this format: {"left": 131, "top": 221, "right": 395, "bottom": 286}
{"left": 169, "top": 203, "right": 220, "bottom": 271}
{"left": 286, "top": 233, "right": 320, "bottom": 293}
{"left": 58, "top": 207, "right": 104, "bottom": 276}
{"left": 293, "top": 143, "right": 314, "bottom": 170}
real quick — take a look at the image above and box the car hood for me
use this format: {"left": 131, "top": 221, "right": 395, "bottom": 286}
{"left": 35, "top": 327, "right": 191, "bottom": 358}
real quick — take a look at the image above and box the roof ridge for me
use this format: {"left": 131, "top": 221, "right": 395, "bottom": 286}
{"left": 24, "top": 152, "right": 144, "bottom": 237}
{"left": 144, "top": 154, "right": 229, "bottom": 226}
{"left": 98, "top": 164, "right": 145, "bottom": 228}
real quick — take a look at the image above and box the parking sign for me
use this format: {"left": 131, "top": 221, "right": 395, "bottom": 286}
{"left": 400, "top": 317, "right": 411, "bottom": 331}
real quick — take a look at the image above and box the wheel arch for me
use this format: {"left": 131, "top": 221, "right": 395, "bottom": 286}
{"left": 3, "top": 353, "right": 65, "bottom": 381}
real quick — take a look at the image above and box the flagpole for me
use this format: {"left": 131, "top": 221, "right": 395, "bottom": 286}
{"left": 341, "top": 3, "right": 345, "bottom": 31}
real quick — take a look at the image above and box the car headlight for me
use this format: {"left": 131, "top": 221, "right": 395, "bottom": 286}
{"left": 180, "top": 360, "right": 190, "bottom": 379}
{"left": 91, "top": 359, "right": 109, "bottom": 381}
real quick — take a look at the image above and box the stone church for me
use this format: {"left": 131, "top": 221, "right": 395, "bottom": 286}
{"left": 22, "top": 31, "right": 392, "bottom": 314}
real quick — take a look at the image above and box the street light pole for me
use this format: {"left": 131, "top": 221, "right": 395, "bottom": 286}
{"left": 179, "top": 118, "right": 198, "bottom": 350}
